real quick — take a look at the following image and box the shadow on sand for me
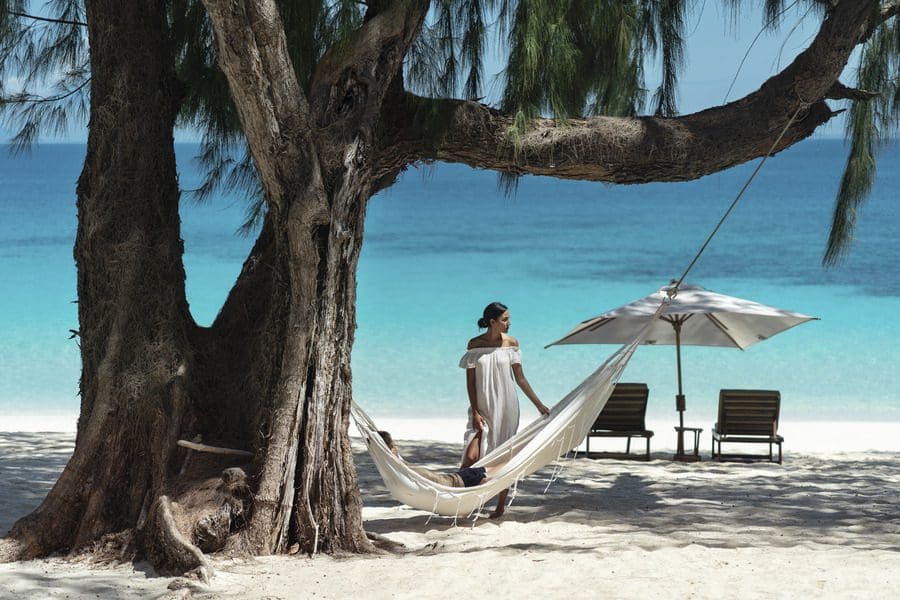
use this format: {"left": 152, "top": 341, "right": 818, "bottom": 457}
{"left": 2, "top": 432, "right": 898, "bottom": 557}
{"left": 356, "top": 439, "right": 900, "bottom": 554}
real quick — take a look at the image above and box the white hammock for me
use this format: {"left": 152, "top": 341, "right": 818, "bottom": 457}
{"left": 351, "top": 320, "right": 654, "bottom": 517}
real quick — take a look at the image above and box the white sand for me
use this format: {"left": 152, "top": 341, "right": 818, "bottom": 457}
{"left": 2, "top": 420, "right": 900, "bottom": 599}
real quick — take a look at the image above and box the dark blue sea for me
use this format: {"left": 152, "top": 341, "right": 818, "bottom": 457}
{"left": 1, "top": 140, "right": 898, "bottom": 425}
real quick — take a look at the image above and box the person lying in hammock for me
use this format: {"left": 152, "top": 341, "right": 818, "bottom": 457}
{"left": 378, "top": 430, "right": 500, "bottom": 488}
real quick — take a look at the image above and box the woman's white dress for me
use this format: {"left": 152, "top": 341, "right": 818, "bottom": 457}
{"left": 459, "top": 346, "right": 522, "bottom": 460}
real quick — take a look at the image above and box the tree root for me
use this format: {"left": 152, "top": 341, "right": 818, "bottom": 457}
{"left": 365, "top": 531, "right": 406, "bottom": 554}
{"left": 147, "top": 495, "right": 213, "bottom": 583}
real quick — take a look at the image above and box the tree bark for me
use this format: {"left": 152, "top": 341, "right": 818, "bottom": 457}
{"left": 3, "top": 0, "right": 190, "bottom": 561}
{"left": 199, "top": 0, "right": 427, "bottom": 555}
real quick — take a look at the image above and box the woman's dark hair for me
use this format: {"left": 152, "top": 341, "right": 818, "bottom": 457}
{"left": 477, "top": 302, "right": 508, "bottom": 329}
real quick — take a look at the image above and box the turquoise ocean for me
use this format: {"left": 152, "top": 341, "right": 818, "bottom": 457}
{"left": 1, "top": 140, "right": 898, "bottom": 428}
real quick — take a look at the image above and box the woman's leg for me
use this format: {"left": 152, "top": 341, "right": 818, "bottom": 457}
{"left": 490, "top": 489, "right": 509, "bottom": 518}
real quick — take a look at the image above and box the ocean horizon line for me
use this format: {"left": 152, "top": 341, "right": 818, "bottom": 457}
{"left": 4, "top": 412, "right": 900, "bottom": 454}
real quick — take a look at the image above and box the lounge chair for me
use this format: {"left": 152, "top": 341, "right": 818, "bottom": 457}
{"left": 585, "top": 383, "right": 653, "bottom": 460}
{"left": 711, "top": 389, "right": 784, "bottom": 463}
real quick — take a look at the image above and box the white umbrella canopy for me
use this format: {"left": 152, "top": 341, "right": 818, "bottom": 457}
{"left": 547, "top": 283, "right": 818, "bottom": 460}
{"left": 548, "top": 283, "right": 818, "bottom": 349}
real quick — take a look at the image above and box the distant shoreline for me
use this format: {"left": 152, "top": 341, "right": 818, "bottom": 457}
{"left": 4, "top": 413, "right": 900, "bottom": 454}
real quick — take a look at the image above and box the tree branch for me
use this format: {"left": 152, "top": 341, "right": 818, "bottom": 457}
{"left": 862, "top": 0, "right": 900, "bottom": 40}
{"left": 881, "top": 1, "right": 900, "bottom": 22}
{"left": 375, "top": 0, "right": 878, "bottom": 185}
{"left": 7, "top": 10, "right": 87, "bottom": 27}
{"left": 200, "top": 0, "right": 314, "bottom": 210}
{"left": 826, "top": 81, "right": 879, "bottom": 101}
{"left": 307, "top": 1, "right": 427, "bottom": 135}
{"left": 3, "top": 78, "right": 91, "bottom": 104}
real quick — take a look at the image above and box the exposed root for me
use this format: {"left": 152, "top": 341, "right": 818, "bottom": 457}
{"left": 365, "top": 531, "right": 406, "bottom": 554}
{"left": 148, "top": 495, "right": 213, "bottom": 582}
{"left": 82, "top": 531, "right": 136, "bottom": 564}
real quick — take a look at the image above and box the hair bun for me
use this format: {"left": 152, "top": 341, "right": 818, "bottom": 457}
{"left": 478, "top": 302, "right": 507, "bottom": 330}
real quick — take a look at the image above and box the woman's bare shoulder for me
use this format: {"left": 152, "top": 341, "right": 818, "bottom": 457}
{"left": 467, "top": 335, "right": 487, "bottom": 350}
{"left": 503, "top": 334, "right": 520, "bottom": 347}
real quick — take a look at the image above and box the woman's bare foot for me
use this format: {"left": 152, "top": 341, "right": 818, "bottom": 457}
{"left": 490, "top": 488, "right": 509, "bottom": 519}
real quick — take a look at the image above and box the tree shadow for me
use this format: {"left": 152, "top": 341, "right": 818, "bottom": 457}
{"left": 355, "top": 439, "right": 900, "bottom": 554}
{"left": 3, "top": 433, "right": 899, "bottom": 556}
{"left": 0, "top": 432, "right": 75, "bottom": 534}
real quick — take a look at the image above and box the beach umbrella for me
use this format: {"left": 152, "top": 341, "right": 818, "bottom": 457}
{"left": 546, "top": 283, "right": 817, "bottom": 460}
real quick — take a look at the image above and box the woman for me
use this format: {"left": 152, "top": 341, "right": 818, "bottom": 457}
{"left": 459, "top": 301, "right": 550, "bottom": 518}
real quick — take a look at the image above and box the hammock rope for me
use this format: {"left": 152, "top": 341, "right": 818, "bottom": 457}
{"left": 671, "top": 102, "right": 807, "bottom": 296}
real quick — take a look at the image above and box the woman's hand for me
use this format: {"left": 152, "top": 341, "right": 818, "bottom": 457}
{"left": 535, "top": 402, "right": 550, "bottom": 417}
{"left": 472, "top": 411, "right": 485, "bottom": 432}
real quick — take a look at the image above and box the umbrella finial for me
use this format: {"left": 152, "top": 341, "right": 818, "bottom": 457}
{"left": 665, "top": 284, "right": 678, "bottom": 302}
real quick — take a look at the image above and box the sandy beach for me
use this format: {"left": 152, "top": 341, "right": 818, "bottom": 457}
{"left": 1, "top": 419, "right": 900, "bottom": 599}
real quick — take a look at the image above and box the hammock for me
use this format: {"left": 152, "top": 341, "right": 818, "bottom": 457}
{"left": 351, "top": 320, "right": 654, "bottom": 517}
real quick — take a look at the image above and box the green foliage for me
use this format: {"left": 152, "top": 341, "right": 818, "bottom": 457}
{"left": 405, "top": 0, "right": 491, "bottom": 100}
{"left": 0, "top": 0, "right": 88, "bottom": 152}
{"left": 643, "top": 0, "right": 685, "bottom": 116}
{"left": 825, "top": 15, "right": 900, "bottom": 264}
{"left": 723, "top": 0, "right": 828, "bottom": 31}
{"left": 500, "top": 0, "right": 646, "bottom": 125}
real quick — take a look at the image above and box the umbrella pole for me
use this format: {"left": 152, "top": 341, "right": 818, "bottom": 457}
{"left": 675, "top": 324, "right": 685, "bottom": 454}
{"left": 672, "top": 319, "right": 698, "bottom": 461}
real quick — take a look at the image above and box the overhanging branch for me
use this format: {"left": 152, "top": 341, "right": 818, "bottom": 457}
{"left": 375, "top": 0, "right": 878, "bottom": 185}
{"left": 826, "top": 81, "right": 879, "bottom": 101}
{"left": 860, "top": 0, "right": 900, "bottom": 40}
{"left": 879, "top": 1, "right": 900, "bottom": 26}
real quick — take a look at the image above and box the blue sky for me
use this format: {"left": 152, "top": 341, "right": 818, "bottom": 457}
{"left": 666, "top": 3, "right": 826, "bottom": 110}
{"left": 2, "top": 3, "right": 853, "bottom": 143}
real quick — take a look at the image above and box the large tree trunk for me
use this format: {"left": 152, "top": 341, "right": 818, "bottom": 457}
{"left": 187, "top": 185, "right": 372, "bottom": 557}
{"left": 198, "top": 0, "right": 427, "bottom": 556}
{"left": 0, "top": 0, "right": 393, "bottom": 567}
{"left": 1, "top": 0, "right": 194, "bottom": 563}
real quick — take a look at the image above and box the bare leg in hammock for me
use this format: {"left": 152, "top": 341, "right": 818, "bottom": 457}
{"left": 461, "top": 431, "right": 481, "bottom": 468}
{"left": 462, "top": 432, "right": 508, "bottom": 518}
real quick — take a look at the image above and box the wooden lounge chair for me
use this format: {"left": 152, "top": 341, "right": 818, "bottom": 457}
{"left": 711, "top": 389, "right": 784, "bottom": 463}
{"left": 585, "top": 383, "right": 653, "bottom": 460}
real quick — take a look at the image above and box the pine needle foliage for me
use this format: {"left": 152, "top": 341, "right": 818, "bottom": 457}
{"left": 0, "top": 0, "right": 88, "bottom": 152}
{"left": 500, "top": 1, "right": 647, "bottom": 131}
{"left": 825, "top": 13, "right": 900, "bottom": 265}
{"left": 723, "top": 0, "right": 828, "bottom": 31}
{"left": 646, "top": 0, "right": 686, "bottom": 116}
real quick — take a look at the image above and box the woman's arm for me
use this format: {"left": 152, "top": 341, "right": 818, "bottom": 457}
{"left": 512, "top": 363, "right": 550, "bottom": 416}
{"left": 466, "top": 368, "right": 484, "bottom": 431}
